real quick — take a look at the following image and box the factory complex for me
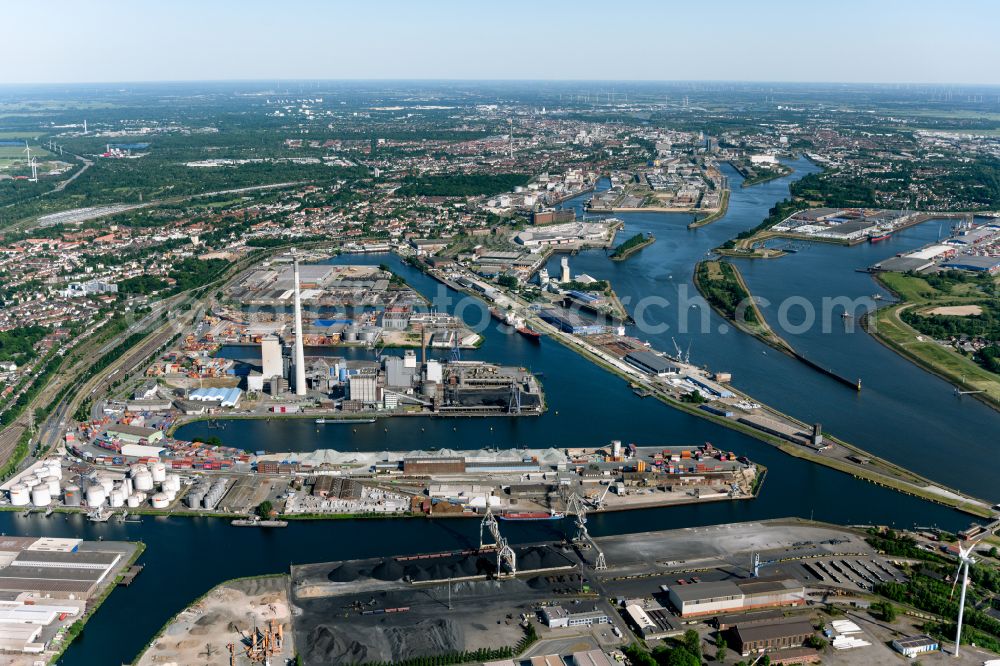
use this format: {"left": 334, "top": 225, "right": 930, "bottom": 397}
{"left": 0, "top": 536, "right": 136, "bottom": 663}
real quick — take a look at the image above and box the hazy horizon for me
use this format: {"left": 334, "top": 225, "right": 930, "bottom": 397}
{"left": 4, "top": 0, "right": 999, "bottom": 86}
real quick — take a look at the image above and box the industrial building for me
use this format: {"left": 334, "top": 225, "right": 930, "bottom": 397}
{"left": 538, "top": 308, "right": 605, "bottom": 335}
{"left": 0, "top": 537, "right": 123, "bottom": 601}
{"left": 625, "top": 351, "right": 681, "bottom": 376}
{"left": 539, "top": 605, "right": 609, "bottom": 628}
{"left": 667, "top": 576, "right": 805, "bottom": 617}
{"left": 188, "top": 387, "right": 243, "bottom": 407}
{"left": 104, "top": 424, "right": 164, "bottom": 445}
{"left": 731, "top": 618, "right": 816, "bottom": 656}
{"left": 891, "top": 634, "right": 939, "bottom": 657}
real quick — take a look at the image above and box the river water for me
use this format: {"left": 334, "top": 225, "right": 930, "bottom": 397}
{"left": 48, "top": 158, "right": 998, "bottom": 664}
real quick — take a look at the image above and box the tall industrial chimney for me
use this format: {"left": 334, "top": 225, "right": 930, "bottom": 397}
{"left": 292, "top": 249, "right": 307, "bottom": 396}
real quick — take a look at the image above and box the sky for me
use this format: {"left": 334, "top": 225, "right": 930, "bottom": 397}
{"left": 3, "top": 0, "right": 999, "bottom": 85}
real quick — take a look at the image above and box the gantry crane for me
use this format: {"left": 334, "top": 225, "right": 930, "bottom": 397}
{"left": 480, "top": 506, "right": 517, "bottom": 577}
{"left": 566, "top": 493, "right": 606, "bottom": 571}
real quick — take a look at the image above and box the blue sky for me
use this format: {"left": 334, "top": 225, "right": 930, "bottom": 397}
{"left": 4, "top": 0, "right": 999, "bottom": 84}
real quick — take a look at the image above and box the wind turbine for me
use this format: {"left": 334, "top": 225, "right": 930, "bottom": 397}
{"left": 950, "top": 539, "right": 980, "bottom": 657}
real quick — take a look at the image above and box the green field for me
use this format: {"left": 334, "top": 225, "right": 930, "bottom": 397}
{"left": 872, "top": 272, "right": 1000, "bottom": 407}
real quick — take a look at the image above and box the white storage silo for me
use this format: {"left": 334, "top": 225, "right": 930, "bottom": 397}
{"left": 99, "top": 475, "right": 114, "bottom": 495}
{"left": 150, "top": 493, "right": 169, "bottom": 509}
{"left": 126, "top": 494, "right": 141, "bottom": 508}
{"left": 85, "top": 485, "right": 106, "bottom": 507}
{"left": 45, "top": 461, "right": 63, "bottom": 479}
{"left": 133, "top": 471, "right": 154, "bottom": 492}
{"left": 22, "top": 474, "right": 39, "bottom": 489}
{"left": 45, "top": 476, "right": 61, "bottom": 496}
{"left": 149, "top": 462, "right": 166, "bottom": 483}
{"left": 108, "top": 489, "right": 126, "bottom": 508}
{"left": 9, "top": 484, "right": 30, "bottom": 506}
{"left": 31, "top": 486, "right": 52, "bottom": 507}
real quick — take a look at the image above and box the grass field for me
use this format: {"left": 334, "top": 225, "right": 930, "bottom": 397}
{"left": 871, "top": 272, "right": 1000, "bottom": 407}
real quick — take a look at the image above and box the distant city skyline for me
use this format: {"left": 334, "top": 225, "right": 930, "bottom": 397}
{"left": 3, "top": 0, "right": 1000, "bottom": 85}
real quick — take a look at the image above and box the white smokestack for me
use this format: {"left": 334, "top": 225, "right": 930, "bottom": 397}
{"left": 292, "top": 249, "right": 307, "bottom": 396}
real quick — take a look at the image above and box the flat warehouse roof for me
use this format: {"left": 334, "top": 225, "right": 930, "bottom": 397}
{"left": 735, "top": 619, "right": 815, "bottom": 643}
{"left": 0, "top": 577, "right": 96, "bottom": 595}
{"left": 0, "top": 565, "right": 106, "bottom": 581}
{"left": 14, "top": 550, "right": 119, "bottom": 566}
{"left": 671, "top": 580, "right": 742, "bottom": 602}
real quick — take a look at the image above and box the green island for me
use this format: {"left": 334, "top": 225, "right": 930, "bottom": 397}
{"left": 609, "top": 231, "right": 655, "bottom": 261}
{"left": 694, "top": 259, "right": 793, "bottom": 353}
{"left": 868, "top": 270, "right": 1000, "bottom": 408}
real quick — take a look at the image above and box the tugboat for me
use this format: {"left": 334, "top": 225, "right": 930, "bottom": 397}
{"left": 869, "top": 232, "right": 891, "bottom": 243}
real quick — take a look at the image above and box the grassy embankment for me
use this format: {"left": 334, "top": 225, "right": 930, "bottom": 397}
{"left": 609, "top": 232, "right": 655, "bottom": 261}
{"left": 694, "top": 259, "right": 793, "bottom": 353}
{"left": 868, "top": 271, "right": 1000, "bottom": 409}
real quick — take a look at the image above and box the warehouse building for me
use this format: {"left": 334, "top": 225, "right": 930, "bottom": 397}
{"left": 891, "top": 635, "right": 939, "bottom": 657}
{"left": 625, "top": 351, "right": 681, "bottom": 376}
{"left": 538, "top": 308, "right": 604, "bottom": 335}
{"left": 104, "top": 424, "right": 164, "bottom": 445}
{"left": 667, "top": 576, "right": 805, "bottom": 617}
{"left": 732, "top": 618, "right": 816, "bottom": 656}
{"left": 540, "top": 605, "right": 609, "bottom": 628}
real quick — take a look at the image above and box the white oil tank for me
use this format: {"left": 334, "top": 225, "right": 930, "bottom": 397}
{"left": 150, "top": 493, "right": 170, "bottom": 509}
{"left": 123, "top": 478, "right": 133, "bottom": 496}
{"left": 31, "top": 486, "right": 52, "bottom": 507}
{"left": 99, "top": 475, "right": 114, "bottom": 495}
{"left": 45, "top": 461, "right": 63, "bottom": 479}
{"left": 163, "top": 488, "right": 177, "bottom": 502}
{"left": 149, "top": 462, "right": 167, "bottom": 483}
{"left": 21, "top": 474, "right": 39, "bottom": 489}
{"left": 611, "top": 440, "right": 622, "bottom": 458}
{"left": 126, "top": 494, "right": 141, "bottom": 508}
{"left": 9, "top": 483, "right": 30, "bottom": 506}
{"left": 44, "top": 476, "right": 60, "bottom": 496}
{"left": 129, "top": 464, "right": 146, "bottom": 477}
{"left": 133, "top": 471, "right": 154, "bottom": 492}
{"left": 163, "top": 474, "right": 180, "bottom": 492}
{"left": 108, "top": 489, "right": 126, "bottom": 508}
{"left": 85, "top": 485, "right": 106, "bottom": 507}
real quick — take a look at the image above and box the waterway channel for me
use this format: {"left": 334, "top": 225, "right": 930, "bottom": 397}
{"left": 46, "top": 157, "right": 999, "bottom": 664}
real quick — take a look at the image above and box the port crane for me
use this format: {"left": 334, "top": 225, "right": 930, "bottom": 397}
{"left": 566, "top": 493, "right": 607, "bottom": 571}
{"left": 586, "top": 484, "right": 611, "bottom": 511}
{"left": 480, "top": 507, "right": 517, "bottom": 577}
{"left": 238, "top": 618, "right": 283, "bottom": 663}
{"left": 671, "top": 337, "right": 691, "bottom": 364}
{"left": 750, "top": 551, "right": 779, "bottom": 578}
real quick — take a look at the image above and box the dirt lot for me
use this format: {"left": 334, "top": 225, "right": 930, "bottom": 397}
{"left": 136, "top": 575, "right": 293, "bottom": 666}
{"left": 926, "top": 304, "right": 983, "bottom": 316}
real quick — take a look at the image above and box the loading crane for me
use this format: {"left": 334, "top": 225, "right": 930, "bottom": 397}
{"left": 751, "top": 551, "right": 779, "bottom": 578}
{"left": 587, "top": 484, "right": 611, "bottom": 511}
{"left": 480, "top": 506, "right": 517, "bottom": 578}
{"left": 566, "top": 493, "right": 606, "bottom": 571}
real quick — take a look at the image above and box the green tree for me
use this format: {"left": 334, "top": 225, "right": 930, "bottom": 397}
{"left": 683, "top": 629, "right": 702, "bottom": 660}
{"left": 716, "top": 635, "right": 728, "bottom": 661}
{"left": 256, "top": 500, "right": 274, "bottom": 519}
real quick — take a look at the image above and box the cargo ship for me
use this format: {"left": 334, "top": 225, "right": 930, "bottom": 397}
{"left": 516, "top": 325, "right": 541, "bottom": 341}
{"left": 316, "top": 418, "right": 376, "bottom": 424}
{"left": 869, "top": 233, "right": 891, "bottom": 243}
{"left": 489, "top": 307, "right": 507, "bottom": 322}
{"left": 498, "top": 510, "right": 565, "bottom": 521}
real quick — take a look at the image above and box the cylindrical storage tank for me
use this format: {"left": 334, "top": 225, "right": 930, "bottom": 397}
{"left": 133, "top": 471, "right": 154, "bottom": 492}
{"left": 31, "top": 486, "right": 52, "bottom": 507}
{"left": 21, "top": 474, "right": 39, "bottom": 489}
{"left": 63, "top": 485, "right": 82, "bottom": 507}
{"left": 99, "top": 475, "right": 114, "bottom": 495}
{"left": 85, "top": 486, "right": 106, "bottom": 507}
{"left": 343, "top": 326, "right": 358, "bottom": 342}
{"left": 163, "top": 488, "right": 177, "bottom": 502}
{"left": 9, "top": 484, "right": 30, "bottom": 506}
{"left": 163, "top": 474, "right": 180, "bottom": 492}
{"left": 108, "top": 489, "right": 126, "bottom": 508}
{"left": 150, "top": 493, "right": 169, "bottom": 509}
{"left": 123, "top": 478, "right": 133, "bottom": 496}
{"left": 126, "top": 494, "right": 141, "bottom": 508}
{"left": 149, "top": 462, "right": 166, "bottom": 483}
{"left": 45, "top": 476, "right": 61, "bottom": 496}
{"left": 129, "top": 464, "right": 146, "bottom": 477}
{"left": 45, "top": 462, "right": 63, "bottom": 479}
{"left": 421, "top": 381, "right": 437, "bottom": 398}
{"left": 360, "top": 327, "right": 378, "bottom": 343}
